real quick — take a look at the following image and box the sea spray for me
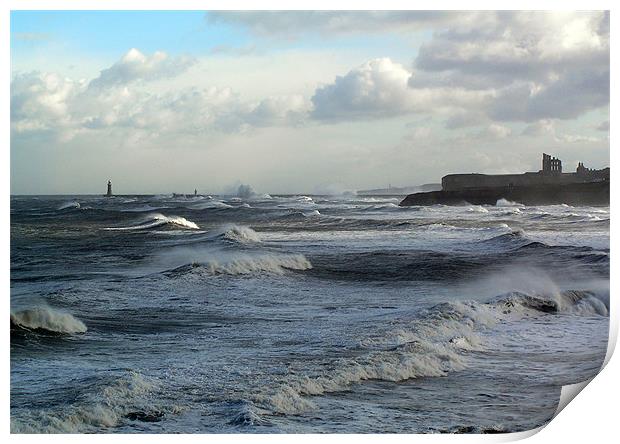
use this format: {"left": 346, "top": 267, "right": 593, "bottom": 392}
{"left": 156, "top": 246, "right": 312, "bottom": 276}
{"left": 104, "top": 213, "right": 199, "bottom": 231}
{"left": 11, "top": 306, "right": 87, "bottom": 334}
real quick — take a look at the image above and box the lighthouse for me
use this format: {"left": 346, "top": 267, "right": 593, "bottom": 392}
{"left": 106, "top": 180, "right": 113, "bottom": 197}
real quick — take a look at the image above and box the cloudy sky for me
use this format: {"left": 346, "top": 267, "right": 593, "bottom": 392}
{"left": 10, "top": 10, "right": 609, "bottom": 194}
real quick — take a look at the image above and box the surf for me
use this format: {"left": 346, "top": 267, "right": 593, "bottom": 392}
{"left": 11, "top": 306, "right": 87, "bottom": 334}
{"left": 104, "top": 213, "right": 199, "bottom": 231}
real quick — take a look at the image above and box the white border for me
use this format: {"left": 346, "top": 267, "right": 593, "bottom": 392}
{"left": 3, "top": 1, "right": 617, "bottom": 443}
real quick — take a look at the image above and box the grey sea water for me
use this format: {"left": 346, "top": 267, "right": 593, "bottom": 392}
{"left": 10, "top": 194, "right": 609, "bottom": 433}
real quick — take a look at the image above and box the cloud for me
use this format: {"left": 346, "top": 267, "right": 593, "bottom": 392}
{"left": 310, "top": 12, "right": 609, "bottom": 125}
{"left": 207, "top": 11, "right": 455, "bottom": 36}
{"left": 88, "top": 48, "right": 196, "bottom": 89}
{"left": 209, "top": 44, "right": 258, "bottom": 56}
{"left": 411, "top": 11, "right": 609, "bottom": 123}
{"left": 521, "top": 119, "right": 556, "bottom": 137}
{"left": 311, "top": 58, "right": 415, "bottom": 120}
{"left": 13, "top": 32, "right": 51, "bottom": 41}
{"left": 476, "top": 124, "right": 512, "bottom": 139}
{"left": 11, "top": 51, "right": 310, "bottom": 140}
{"left": 11, "top": 72, "right": 82, "bottom": 133}
{"left": 310, "top": 57, "right": 490, "bottom": 122}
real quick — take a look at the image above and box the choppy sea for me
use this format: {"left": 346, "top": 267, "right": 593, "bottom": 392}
{"left": 10, "top": 194, "right": 610, "bottom": 433}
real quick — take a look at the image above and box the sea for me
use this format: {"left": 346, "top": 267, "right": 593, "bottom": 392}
{"left": 10, "top": 193, "right": 610, "bottom": 433}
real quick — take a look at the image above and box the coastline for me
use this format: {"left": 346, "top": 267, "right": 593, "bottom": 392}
{"left": 399, "top": 181, "right": 610, "bottom": 207}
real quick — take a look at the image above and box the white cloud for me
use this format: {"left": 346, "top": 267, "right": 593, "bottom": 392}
{"left": 88, "top": 48, "right": 196, "bottom": 89}
{"left": 11, "top": 72, "right": 82, "bottom": 133}
{"left": 308, "top": 12, "right": 608, "bottom": 125}
{"left": 11, "top": 51, "right": 310, "bottom": 141}
{"left": 411, "top": 11, "right": 609, "bottom": 123}
{"left": 521, "top": 119, "right": 556, "bottom": 137}
{"left": 311, "top": 58, "right": 490, "bottom": 121}
{"left": 207, "top": 11, "right": 456, "bottom": 36}
{"left": 311, "top": 58, "right": 415, "bottom": 120}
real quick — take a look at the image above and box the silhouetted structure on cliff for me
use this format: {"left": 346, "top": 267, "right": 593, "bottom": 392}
{"left": 400, "top": 154, "right": 609, "bottom": 207}
{"left": 440, "top": 153, "right": 608, "bottom": 192}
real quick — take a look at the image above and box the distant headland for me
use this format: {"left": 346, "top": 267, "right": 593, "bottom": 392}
{"left": 400, "top": 153, "right": 609, "bottom": 206}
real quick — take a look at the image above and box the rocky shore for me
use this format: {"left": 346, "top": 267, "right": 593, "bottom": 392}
{"left": 399, "top": 181, "right": 609, "bottom": 206}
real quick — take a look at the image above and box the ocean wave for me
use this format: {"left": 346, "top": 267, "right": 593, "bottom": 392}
{"left": 58, "top": 201, "right": 81, "bottom": 210}
{"left": 104, "top": 213, "right": 199, "bottom": 231}
{"left": 120, "top": 205, "right": 169, "bottom": 213}
{"left": 226, "top": 400, "right": 269, "bottom": 426}
{"left": 495, "top": 198, "right": 523, "bottom": 207}
{"left": 11, "top": 306, "right": 87, "bottom": 334}
{"left": 215, "top": 225, "right": 262, "bottom": 244}
{"left": 10, "top": 371, "right": 178, "bottom": 433}
{"left": 254, "top": 300, "right": 494, "bottom": 415}
{"left": 360, "top": 203, "right": 402, "bottom": 211}
{"left": 477, "top": 230, "right": 529, "bottom": 249}
{"left": 303, "top": 210, "right": 321, "bottom": 217}
{"left": 160, "top": 248, "right": 312, "bottom": 276}
{"left": 251, "top": 286, "right": 607, "bottom": 417}
{"left": 467, "top": 206, "right": 489, "bottom": 213}
{"left": 190, "top": 201, "right": 234, "bottom": 210}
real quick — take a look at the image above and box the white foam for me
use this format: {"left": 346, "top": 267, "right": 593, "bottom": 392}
{"left": 197, "top": 253, "right": 312, "bottom": 275}
{"left": 158, "top": 247, "right": 312, "bottom": 276}
{"left": 303, "top": 210, "right": 321, "bottom": 217}
{"left": 252, "top": 275, "right": 609, "bottom": 416}
{"left": 11, "top": 306, "right": 87, "bottom": 334}
{"left": 58, "top": 201, "right": 80, "bottom": 210}
{"left": 496, "top": 198, "right": 524, "bottom": 207}
{"left": 190, "top": 201, "right": 233, "bottom": 210}
{"left": 218, "top": 225, "right": 262, "bottom": 244}
{"left": 467, "top": 206, "right": 489, "bottom": 213}
{"left": 105, "top": 213, "right": 199, "bottom": 231}
{"left": 10, "top": 371, "right": 160, "bottom": 433}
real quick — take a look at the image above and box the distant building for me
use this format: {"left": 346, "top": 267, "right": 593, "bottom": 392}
{"left": 542, "top": 153, "right": 562, "bottom": 174}
{"left": 441, "top": 153, "right": 609, "bottom": 191}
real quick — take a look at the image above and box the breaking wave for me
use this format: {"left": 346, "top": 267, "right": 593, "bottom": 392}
{"left": 251, "top": 286, "right": 608, "bottom": 417}
{"left": 190, "top": 201, "right": 234, "bottom": 210}
{"left": 161, "top": 250, "right": 312, "bottom": 276}
{"left": 104, "top": 213, "right": 199, "bottom": 231}
{"left": 11, "top": 306, "right": 87, "bottom": 334}
{"left": 10, "top": 371, "right": 178, "bottom": 433}
{"left": 495, "top": 198, "right": 523, "bottom": 207}
{"left": 215, "top": 225, "right": 262, "bottom": 244}
{"left": 467, "top": 205, "right": 489, "bottom": 213}
{"left": 58, "top": 201, "right": 80, "bottom": 210}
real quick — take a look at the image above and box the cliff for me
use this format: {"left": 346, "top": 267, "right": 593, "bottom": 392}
{"left": 399, "top": 181, "right": 609, "bottom": 207}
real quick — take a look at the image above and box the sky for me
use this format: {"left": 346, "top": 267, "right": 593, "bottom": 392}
{"left": 10, "top": 10, "right": 610, "bottom": 194}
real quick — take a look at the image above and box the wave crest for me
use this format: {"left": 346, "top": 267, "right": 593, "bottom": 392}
{"left": 11, "top": 307, "right": 87, "bottom": 334}
{"left": 250, "top": 284, "right": 607, "bottom": 417}
{"left": 104, "top": 213, "right": 199, "bottom": 231}
{"left": 217, "top": 225, "right": 262, "bottom": 244}
{"left": 58, "top": 201, "right": 80, "bottom": 210}
{"left": 10, "top": 371, "right": 172, "bottom": 433}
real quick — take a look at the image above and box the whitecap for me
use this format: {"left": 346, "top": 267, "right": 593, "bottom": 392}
{"left": 11, "top": 306, "right": 87, "bottom": 334}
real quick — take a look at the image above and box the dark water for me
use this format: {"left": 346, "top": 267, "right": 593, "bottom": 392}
{"left": 10, "top": 194, "right": 609, "bottom": 433}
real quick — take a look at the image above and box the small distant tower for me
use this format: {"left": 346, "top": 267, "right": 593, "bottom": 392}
{"left": 106, "top": 180, "right": 113, "bottom": 197}
{"left": 194, "top": 188, "right": 197, "bottom": 196}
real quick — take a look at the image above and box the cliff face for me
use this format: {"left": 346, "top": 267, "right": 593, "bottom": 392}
{"left": 399, "top": 181, "right": 609, "bottom": 207}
